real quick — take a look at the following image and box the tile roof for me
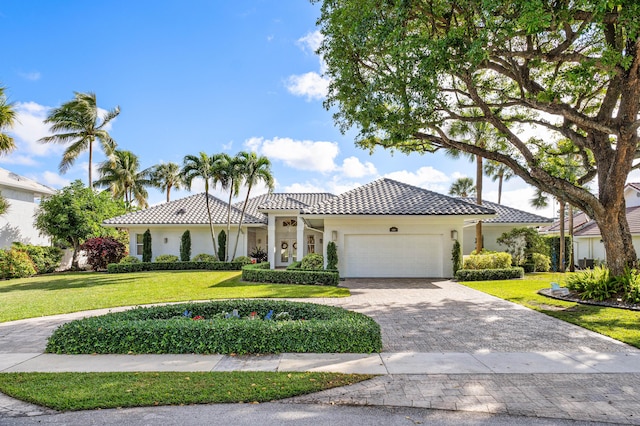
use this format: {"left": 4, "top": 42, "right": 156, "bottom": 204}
{"left": 574, "top": 206, "right": 640, "bottom": 236}
{"left": 539, "top": 211, "right": 591, "bottom": 234}
{"left": 234, "top": 193, "right": 337, "bottom": 221}
{"left": 104, "top": 193, "right": 264, "bottom": 226}
{"left": 0, "top": 167, "right": 56, "bottom": 195}
{"left": 460, "top": 198, "right": 552, "bottom": 224}
{"left": 301, "top": 178, "right": 496, "bottom": 216}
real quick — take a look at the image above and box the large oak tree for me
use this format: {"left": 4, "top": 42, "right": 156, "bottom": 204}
{"left": 315, "top": 0, "right": 640, "bottom": 275}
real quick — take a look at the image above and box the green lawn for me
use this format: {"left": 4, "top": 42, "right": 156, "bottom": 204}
{"left": 0, "top": 371, "right": 373, "bottom": 411}
{"left": 0, "top": 271, "right": 350, "bottom": 322}
{"left": 461, "top": 272, "right": 640, "bottom": 349}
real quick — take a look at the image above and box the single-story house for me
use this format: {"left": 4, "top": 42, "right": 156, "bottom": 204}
{"left": 105, "top": 178, "right": 496, "bottom": 278}
{"left": 0, "top": 167, "right": 56, "bottom": 248}
{"left": 459, "top": 198, "right": 553, "bottom": 254}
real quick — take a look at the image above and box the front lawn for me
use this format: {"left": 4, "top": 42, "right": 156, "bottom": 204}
{"left": 461, "top": 273, "right": 640, "bottom": 349}
{"left": 0, "top": 371, "right": 373, "bottom": 411}
{"left": 0, "top": 271, "right": 350, "bottom": 322}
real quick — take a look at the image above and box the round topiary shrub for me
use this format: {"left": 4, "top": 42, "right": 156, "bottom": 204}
{"left": 120, "top": 255, "right": 141, "bottom": 264}
{"left": 301, "top": 253, "right": 324, "bottom": 270}
{"left": 154, "top": 254, "right": 179, "bottom": 263}
{"left": 0, "top": 249, "right": 37, "bottom": 279}
{"left": 46, "top": 300, "right": 382, "bottom": 355}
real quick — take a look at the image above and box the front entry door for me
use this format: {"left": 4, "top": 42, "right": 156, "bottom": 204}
{"left": 278, "top": 238, "right": 297, "bottom": 267}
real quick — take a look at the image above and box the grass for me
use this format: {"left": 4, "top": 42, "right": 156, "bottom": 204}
{"left": 461, "top": 272, "right": 640, "bottom": 349}
{"left": 0, "top": 371, "right": 373, "bottom": 411}
{"left": 0, "top": 271, "right": 350, "bottom": 322}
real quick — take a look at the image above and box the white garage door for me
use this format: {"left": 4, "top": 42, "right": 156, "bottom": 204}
{"left": 344, "top": 234, "right": 443, "bottom": 278}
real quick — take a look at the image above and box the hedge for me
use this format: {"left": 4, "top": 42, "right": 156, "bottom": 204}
{"left": 242, "top": 262, "right": 339, "bottom": 286}
{"left": 463, "top": 252, "right": 512, "bottom": 270}
{"left": 107, "top": 261, "right": 248, "bottom": 273}
{"left": 46, "top": 300, "right": 382, "bottom": 355}
{"left": 455, "top": 267, "right": 524, "bottom": 281}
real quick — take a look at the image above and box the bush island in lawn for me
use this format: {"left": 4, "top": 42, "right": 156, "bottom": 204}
{"left": 46, "top": 300, "right": 381, "bottom": 355}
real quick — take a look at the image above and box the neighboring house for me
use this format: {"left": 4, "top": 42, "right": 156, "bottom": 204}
{"left": 459, "top": 198, "right": 553, "bottom": 254}
{"left": 0, "top": 167, "right": 56, "bottom": 248}
{"left": 105, "top": 178, "right": 495, "bottom": 278}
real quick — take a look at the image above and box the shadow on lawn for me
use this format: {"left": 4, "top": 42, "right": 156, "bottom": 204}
{"left": 0, "top": 273, "right": 137, "bottom": 293}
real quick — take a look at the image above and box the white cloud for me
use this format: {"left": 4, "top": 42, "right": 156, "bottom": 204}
{"left": 10, "top": 102, "right": 59, "bottom": 157}
{"left": 284, "top": 182, "right": 325, "bottom": 193}
{"left": 284, "top": 177, "right": 360, "bottom": 195}
{"left": 41, "top": 171, "right": 71, "bottom": 188}
{"left": 18, "top": 71, "right": 41, "bottom": 81}
{"left": 451, "top": 171, "right": 468, "bottom": 180}
{"left": 285, "top": 72, "right": 329, "bottom": 101}
{"left": 341, "top": 156, "right": 377, "bottom": 178}
{"left": 0, "top": 154, "right": 38, "bottom": 166}
{"left": 245, "top": 136, "right": 339, "bottom": 173}
{"left": 384, "top": 166, "right": 450, "bottom": 192}
{"left": 491, "top": 187, "right": 555, "bottom": 219}
{"left": 297, "top": 31, "right": 323, "bottom": 53}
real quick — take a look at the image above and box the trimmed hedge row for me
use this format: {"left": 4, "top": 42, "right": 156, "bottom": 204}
{"left": 107, "top": 261, "right": 248, "bottom": 273}
{"left": 455, "top": 267, "right": 524, "bottom": 281}
{"left": 242, "top": 262, "right": 339, "bottom": 286}
{"left": 46, "top": 300, "right": 382, "bottom": 355}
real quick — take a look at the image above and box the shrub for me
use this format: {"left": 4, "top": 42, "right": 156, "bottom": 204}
{"left": 531, "top": 253, "right": 551, "bottom": 272}
{"left": 46, "top": 300, "right": 382, "bottom": 355}
{"left": 326, "top": 241, "right": 338, "bottom": 270}
{"left": 249, "top": 246, "right": 268, "bottom": 263}
{"left": 217, "top": 230, "right": 226, "bottom": 261}
{"left": 11, "top": 243, "right": 63, "bottom": 274}
{"left": 463, "top": 252, "right": 512, "bottom": 270}
{"left": 180, "top": 230, "right": 191, "bottom": 262}
{"left": 242, "top": 263, "right": 339, "bottom": 286}
{"left": 80, "top": 237, "right": 127, "bottom": 271}
{"left": 154, "top": 254, "right": 179, "bottom": 263}
{"left": 497, "top": 227, "right": 548, "bottom": 266}
{"left": 301, "top": 253, "right": 324, "bottom": 270}
{"left": 107, "top": 261, "right": 247, "bottom": 273}
{"left": 0, "top": 249, "right": 37, "bottom": 279}
{"left": 287, "top": 261, "right": 302, "bottom": 270}
{"left": 455, "top": 267, "right": 524, "bottom": 281}
{"left": 565, "top": 266, "right": 618, "bottom": 301}
{"left": 142, "top": 229, "right": 152, "bottom": 262}
{"left": 451, "top": 240, "right": 462, "bottom": 275}
{"left": 192, "top": 253, "right": 219, "bottom": 263}
{"left": 120, "top": 255, "right": 141, "bottom": 264}
{"left": 233, "top": 256, "right": 253, "bottom": 265}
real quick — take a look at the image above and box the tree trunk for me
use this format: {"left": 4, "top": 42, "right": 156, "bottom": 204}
{"left": 559, "top": 199, "right": 565, "bottom": 273}
{"left": 568, "top": 205, "right": 575, "bottom": 272}
{"left": 166, "top": 184, "right": 171, "bottom": 203}
{"left": 595, "top": 206, "right": 636, "bottom": 275}
{"left": 88, "top": 140, "right": 93, "bottom": 189}
{"left": 204, "top": 189, "right": 218, "bottom": 255}
{"left": 232, "top": 183, "right": 252, "bottom": 261}
{"left": 71, "top": 239, "right": 80, "bottom": 270}
{"left": 226, "top": 191, "right": 233, "bottom": 262}
{"left": 475, "top": 154, "right": 483, "bottom": 253}
{"left": 497, "top": 173, "right": 503, "bottom": 205}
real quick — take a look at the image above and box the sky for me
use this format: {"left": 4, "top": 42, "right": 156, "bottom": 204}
{"left": 0, "top": 0, "right": 562, "bottom": 218}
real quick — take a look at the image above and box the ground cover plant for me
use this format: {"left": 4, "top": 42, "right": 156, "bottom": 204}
{"left": 46, "top": 300, "right": 382, "bottom": 354}
{"left": 461, "top": 273, "right": 640, "bottom": 349}
{"left": 0, "top": 371, "right": 373, "bottom": 411}
{"left": 0, "top": 271, "right": 349, "bottom": 322}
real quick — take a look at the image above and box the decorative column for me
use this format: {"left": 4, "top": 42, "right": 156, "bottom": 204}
{"left": 268, "top": 215, "right": 276, "bottom": 269}
{"left": 296, "top": 215, "right": 304, "bottom": 262}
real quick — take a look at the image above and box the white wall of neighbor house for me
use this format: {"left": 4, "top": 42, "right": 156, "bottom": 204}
{"left": 126, "top": 226, "right": 250, "bottom": 260}
{"left": 0, "top": 187, "right": 51, "bottom": 248}
{"left": 322, "top": 216, "right": 465, "bottom": 278}
{"left": 574, "top": 236, "right": 640, "bottom": 264}
{"left": 462, "top": 224, "right": 545, "bottom": 255}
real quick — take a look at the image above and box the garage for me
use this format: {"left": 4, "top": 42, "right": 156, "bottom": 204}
{"left": 343, "top": 234, "right": 443, "bottom": 278}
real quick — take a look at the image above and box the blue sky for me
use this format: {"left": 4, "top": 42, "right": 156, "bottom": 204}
{"left": 1, "top": 1, "right": 556, "bottom": 217}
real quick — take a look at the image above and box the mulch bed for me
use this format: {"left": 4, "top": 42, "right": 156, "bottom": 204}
{"left": 539, "top": 288, "right": 640, "bottom": 312}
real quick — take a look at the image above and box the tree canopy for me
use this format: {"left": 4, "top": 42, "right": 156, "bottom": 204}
{"left": 316, "top": 0, "right": 640, "bottom": 275}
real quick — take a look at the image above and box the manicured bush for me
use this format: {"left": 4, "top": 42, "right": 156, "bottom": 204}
{"left": 142, "top": 229, "right": 152, "bottom": 262}
{"left": 155, "top": 254, "right": 179, "bottom": 263}
{"left": 287, "top": 261, "right": 302, "bottom": 270}
{"left": 326, "top": 241, "right": 338, "bottom": 270}
{"left": 217, "top": 230, "right": 226, "bottom": 261}
{"left": 80, "top": 237, "right": 127, "bottom": 271}
{"left": 180, "top": 230, "right": 191, "bottom": 262}
{"left": 451, "top": 240, "right": 462, "bottom": 275}
{"left": 531, "top": 253, "right": 551, "bottom": 272}
{"left": 0, "top": 249, "right": 37, "bottom": 279}
{"left": 249, "top": 246, "right": 268, "bottom": 263}
{"left": 107, "top": 261, "right": 247, "bottom": 273}
{"left": 455, "top": 267, "right": 524, "bottom": 281}
{"left": 46, "top": 300, "right": 382, "bottom": 355}
{"left": 192, "top": 253, "right": 219, "bottom": 263}
{"left": 233, "top": 256, "right": 253, "bottom": 265}
{"left": 301, "top": 253, "right": 324, "bottom": 270}
{"left": 119, "top": 255, "right": 140, "bottom": 264}
{"left": 11, "top": 242, "right": 63, "bottom": 274}
{"left": 463, "top": 252, "right": 512, "bottom": 270}
{"left": 242, "top": 263, "right": 339, "bottom": 286}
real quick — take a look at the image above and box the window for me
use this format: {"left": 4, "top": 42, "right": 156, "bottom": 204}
{"left": 307, "top": 235, "right": 315, "bottom": 254}
{"left": 136, "top": 234, "right": 144, "bottom": 255}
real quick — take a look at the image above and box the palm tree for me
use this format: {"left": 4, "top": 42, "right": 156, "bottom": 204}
{"left": 181, "top": 152, "right": 218, "bottom": 255}
{"left": 150, "top": 162, "right": 184, "bottom": 202}
{"left": 231, "top": 152, "right": 274, "bottom": 260}
{"left": 0, "top": 85, "right": 17, "bottom": 154}
{"left": 211, "top": 153, "right": 241, "bottom": 262}
{"left": 94, "top": 150, "right": 151, "bottom": 209}
{"left": 484, "top": 160, "right": 515, "bottom": 205}
{"left": 448, "top": 177, "right": 475, "bottom": 197}
{"left": 39, "top": 92, "right": 120, "bottom": 188}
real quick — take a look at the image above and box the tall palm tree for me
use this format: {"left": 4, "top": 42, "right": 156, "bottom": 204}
{"left": 448, "top": 177, "right": 475, "bottom": 197}
{"left": 39, "top": 92, "right": 120, "bottom": 188}
{"left": 231, "top": 152, "right": 274, "bottom": 260}
{"left": 0, "top": 84, "right": 17, "bottom": 154}
{"left": 484, "top": 160, "right": 515, "bottom": 205}
{"left": 181, "top": 152, "right": 217, "bottom": 255}
{"left": 211, "top": 153, "right": 241, "bottom": 262}
{"left": 94, "top": 150, "right": 151, "bottom": 209}
{"left": 150, "top": 162, "right": 184, "bottom": 202}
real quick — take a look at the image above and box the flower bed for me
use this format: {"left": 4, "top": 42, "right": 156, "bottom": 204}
{"left": 46, "top": 300, "right": 381, "bottom": 355}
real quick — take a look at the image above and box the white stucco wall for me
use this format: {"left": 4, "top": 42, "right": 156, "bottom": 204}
{"left": 574, "top": 236, "right": 640, "bottom": 265}
{"left": 0, "top": 187, "right": 51, "bottom": 248}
